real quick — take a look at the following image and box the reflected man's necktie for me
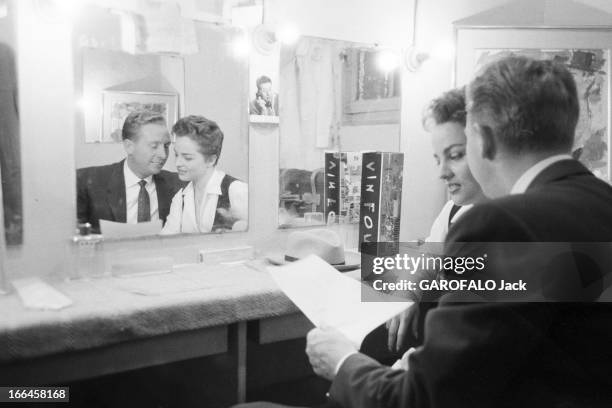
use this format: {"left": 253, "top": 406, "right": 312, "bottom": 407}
{"left": 137, "top": 179, "right": 151, "bottom": 222}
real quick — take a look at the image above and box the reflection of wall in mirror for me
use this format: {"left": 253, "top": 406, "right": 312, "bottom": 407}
{"left": 184, "top": 23, "right": 248, "bottom": 182}
{"left": 342, "top": 48, "right": 401, "bottom": 126}
{"left": 356, "top": 50, "right": 401, "bottom": 100}
{"left": 75, "top": 20, "right": 248, "bottom": 183}
{"left": 279, "top": 37, "right": 401, "bottom": 173}
{"left": 76, "top": 49, "right": 181, "bottom": 169}
{"left": 278, "top": 36, "right": 401, "bottom": 228}
{"left": 279, "top": 37, "right": 347, "bottom": 171}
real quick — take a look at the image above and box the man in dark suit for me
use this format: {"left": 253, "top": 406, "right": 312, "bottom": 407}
{"left": 240, "top": 57, "right": 612, "bottom": 407}
{"left": 77, "top": 111, "right": 183, "bottom": 233}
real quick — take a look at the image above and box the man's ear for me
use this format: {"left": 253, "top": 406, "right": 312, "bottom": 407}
{"left": 123, "top": 138, "right": 134, "bottom": 155}
{"left": 478, "top": 125, "right": 497, "bottom": 160}
{"left": 207, "top": 154, "right": 218, "bottom": 167}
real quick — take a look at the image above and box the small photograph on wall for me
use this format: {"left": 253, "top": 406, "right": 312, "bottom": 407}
{"left": 100, "top": 91, "right": 178, "bottom": 143}
{"left": 248, "top": 73, "right": 279, "bottom": 123}
{"left": 475, "top": 49, "right": 609, "bottom": 181}
{"left": 249, "top": 41, "right": 280, "bottom": 124}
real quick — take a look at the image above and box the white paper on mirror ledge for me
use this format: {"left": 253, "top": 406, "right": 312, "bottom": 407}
{"left": 100, "top": 219, "right": 162, "bottom": 239}
{"left": 12, "top": 278, "right": 73, "bottom": 310}
{"left": 267, "top": 255, "right": 410, "bottom": 348}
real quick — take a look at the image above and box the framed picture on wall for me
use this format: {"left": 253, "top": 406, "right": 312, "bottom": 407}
{"left": 100, "top": 91, "right": 178, "bottom": 143}
{"left": 454, "top": 26, "right": 612, "bottom": 182}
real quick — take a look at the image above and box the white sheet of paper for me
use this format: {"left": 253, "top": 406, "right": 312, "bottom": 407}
{"left": 267, "top": 255, "right": 411, "bottom": 348}
{"left": 12, "top": 278, "right": 73, "bottom": 310}
{"left": 100, "top": 219, "right": 162, "bottom": 239}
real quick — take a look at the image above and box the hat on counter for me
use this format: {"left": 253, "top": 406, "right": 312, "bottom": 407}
{"left": 266, "top": 229, "right": 360, "bottom": 272}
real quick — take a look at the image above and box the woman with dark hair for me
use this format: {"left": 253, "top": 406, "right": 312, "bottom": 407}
{"left": 421, "top": 87, "right": 486, "bottom": 242}
{"left": 161, "top": 115, "right": 248, "bottom": 234}
{"left": 386, "top": 87, "right": 487, "bottom": 357}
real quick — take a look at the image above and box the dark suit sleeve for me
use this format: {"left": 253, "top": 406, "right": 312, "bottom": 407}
{"left": 329, "top": 204, "right": 555, "bottom": 408}
{"left": 330, "top": 353, "right": 415, "bottom": 408}
{"left": 445, "top": 200, "right": 537, "bottom": 243}
{"left": 330, "top": 303, "right": 554, "bottom": 408}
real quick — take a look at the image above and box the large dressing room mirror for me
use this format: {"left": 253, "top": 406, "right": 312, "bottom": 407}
{"left": 278, "top": 36, "right": 401, "bottom": 228}
{"left": 73, "top": 4, "right": 249, "bottom": 239}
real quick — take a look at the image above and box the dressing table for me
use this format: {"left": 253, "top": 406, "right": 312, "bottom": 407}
{"left": 0, "top": 261, "right": 314, "bottom": 403}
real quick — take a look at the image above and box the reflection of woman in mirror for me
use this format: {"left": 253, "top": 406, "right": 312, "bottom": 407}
{"left": 161, "top": 115, "right": 248, "bottom": 234}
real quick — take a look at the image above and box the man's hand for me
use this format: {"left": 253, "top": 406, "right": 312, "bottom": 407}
{"left": 306, "top": 327, "right": 357, "bottom": 381}
{"left": 215, "top": 208, "right": 247, "bottom": 231}
{"left": 386, "top": 305, "right": 419, "bottom": 352}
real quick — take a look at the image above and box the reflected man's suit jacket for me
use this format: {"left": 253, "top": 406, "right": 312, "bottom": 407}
{"left": 76, "top": 160, "right": 183, "bottom": 233}
{"left": 330, "top": 159, "right": 612, "bottom": 408}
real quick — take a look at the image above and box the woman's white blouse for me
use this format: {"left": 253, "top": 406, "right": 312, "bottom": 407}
{"left": 425, "top": 200, "right": 473, "bottom": 243}
{"left": 161, "top": 169, "right": 248, "bottom": 234}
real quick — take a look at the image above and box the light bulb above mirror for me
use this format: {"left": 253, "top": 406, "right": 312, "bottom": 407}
{"left": 249, "top": 23, "right": 301, "bottom": 55}
{"left": 376, "top": 49, "right": 401, "bottom": 72}
{"left": 231, "top": 30, "right": 250, "bottom": 58}
{"left": 275, "top": 23, "right": 300, "bottom": 45}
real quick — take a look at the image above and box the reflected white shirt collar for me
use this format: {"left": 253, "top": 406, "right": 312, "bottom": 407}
{"left": 182, "top": 168, "right": 224, "bottom": 196}
{"left": 510, "top": 154, "right": 573, "bottom": 195}
{"left": 124, "top": 160, "right": 153, "bottom": 187}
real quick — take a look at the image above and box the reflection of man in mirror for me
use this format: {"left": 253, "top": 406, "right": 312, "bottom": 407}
{"left": 77, "top": 111, "right": 183, "bottom": 233}
{"left": 249, "top": 75, "right": 279, "bottom": 116}
{"left": 161, "top": 115, "right": 248, "bottom": 234}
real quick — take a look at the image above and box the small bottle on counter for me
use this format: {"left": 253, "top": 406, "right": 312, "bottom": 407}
{"left": 67, "top": 223, "right": 105, "bottom": 280}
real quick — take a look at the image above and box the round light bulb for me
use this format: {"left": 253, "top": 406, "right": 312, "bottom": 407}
{"left": 376, "top": 50, "right": 400, "bottom": 72}
{"left": 231, "top": 33, "right": 250, "bottom": 58}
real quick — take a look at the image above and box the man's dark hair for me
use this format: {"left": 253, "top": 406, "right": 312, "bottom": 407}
{"left": 172, "top": 115, "right": 224, "bottom": 165}
{"left": 467, "top": 55, "right": 579, "bottom": 154}
{"left": 121, "top": 110, "right": 166, "bottom": 141}
{"left": 256, "top": 75, "right": 272, "bottom": 89}
{"left": 422, "top": 87, "right": 466, "bottom": 130}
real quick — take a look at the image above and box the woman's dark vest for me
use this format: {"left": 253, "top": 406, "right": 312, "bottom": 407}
{"left": 212, "top": 174, "right": 239, "bottom": 230}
